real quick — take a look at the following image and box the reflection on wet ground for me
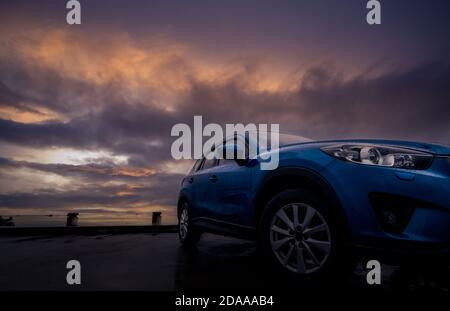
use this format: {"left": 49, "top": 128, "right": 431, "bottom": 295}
{"left": 175, "top": 235, "right": 449, "bottom": 293}
{"left": 0, "top": 233, "right": 448, "bottom": 292}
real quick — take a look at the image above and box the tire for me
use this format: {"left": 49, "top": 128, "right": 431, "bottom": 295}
{"left": 178, "top": 201, "right": 201, "bottom": 247}
{"left": 259, "top": 189, "right": 347, "bottom": 282}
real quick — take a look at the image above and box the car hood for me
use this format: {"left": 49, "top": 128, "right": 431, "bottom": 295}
{"left": 299, "top": 139, "right": 450, "bottom": 156}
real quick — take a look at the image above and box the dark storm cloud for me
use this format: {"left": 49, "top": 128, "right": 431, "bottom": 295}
{"left": 0, "top": 58, "right": 100, "bottom": 115}
{"left": 172, "top": 60, "right": 450, "bottom": 143}
{"left": 4, "top": 0, "right": 450, "bottom": 68}
{"left": 0, "top": 103, "right": 176, "bottom": 166}
{"left": 0, "top": 157, "right": 182, "bottom": 182}
{"left": 0, "top": 168, "right": 181, "bottom": 209}
{"left": 293, "top": 61, "right": 450, "bottom": 142}
{"left": 0, "top": 81, "right": 32, "bottom": 111}
{"left": 1, "top": 60, "right": 450, "bottom": 160}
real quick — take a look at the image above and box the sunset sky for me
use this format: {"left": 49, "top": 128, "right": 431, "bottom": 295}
{"left": 1, "top": 0, "right": 449, "bottom": 225}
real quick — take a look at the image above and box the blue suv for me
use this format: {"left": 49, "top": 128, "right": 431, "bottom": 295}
{"left": 177, "top": 133, "right": 450, "bottom": 279}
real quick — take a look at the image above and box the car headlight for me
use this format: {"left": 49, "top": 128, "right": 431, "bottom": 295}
{"left": 321, "top": 144, "right": 433, "bottom": 170}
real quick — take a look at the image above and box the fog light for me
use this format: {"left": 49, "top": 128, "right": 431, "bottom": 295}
{"left": 381, "top": 210, "right": 396, "bottom": 226}
{"left": 369, "top": 193, "right": 416, "bottom": 233}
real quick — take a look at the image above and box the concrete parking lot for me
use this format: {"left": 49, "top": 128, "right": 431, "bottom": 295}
{"left": 0, "top": 233, "right": 448, "bottom": 292}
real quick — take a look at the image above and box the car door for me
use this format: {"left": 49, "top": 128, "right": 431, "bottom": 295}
{"left": 209, "top": 134, "right": 254, "bottom": 225}
{"left": 190, "top": 138, "right": 254, "bottom": 226}
{"left": 181, "top": 159, "right": 203, "bottom": 219}
{"left": 191, "top": 156, "right": 220, "bottom": 219}
{"left": 212, "top": 157, "right": 253, "bottom": 225}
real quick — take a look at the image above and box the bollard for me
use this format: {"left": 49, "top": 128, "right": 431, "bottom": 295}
{"left": 66, "top": 213, "right": 79, "bottom": 227}
{"left": 152, "top": 212, "right": 162, "bottom": 225}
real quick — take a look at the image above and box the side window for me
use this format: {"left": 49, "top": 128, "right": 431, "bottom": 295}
{"left": 190, "top": 159, "right": 202, "bottom": 173}
{"left": 201, "top": 158, "right": 217, "bottom": 170}
{"left": 224, "top": 136, "right": 248, "bottom": 159}
{"left": 218, "top": 158, "right": 237, "bottom": 167}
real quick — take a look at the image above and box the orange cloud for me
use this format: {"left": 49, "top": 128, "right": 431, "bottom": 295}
{"left": 58, "top": 164, "right": 158, "bottom": 177}
{"left": 0, "top": 104, "right": 66, "bottom": 124}
{"left": 2, "top": 28, "right": 300, "bottom": 111}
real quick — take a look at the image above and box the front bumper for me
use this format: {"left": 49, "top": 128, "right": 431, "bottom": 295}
{"left": 321, "top": 156, "right": 450, "bottom": 257}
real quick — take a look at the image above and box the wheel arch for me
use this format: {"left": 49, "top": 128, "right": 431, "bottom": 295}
{"left": 177, "top": 192, "right": 189, "bottom": 218}
{"left": 254, "top": 167, "right": 350, "bottom": 239}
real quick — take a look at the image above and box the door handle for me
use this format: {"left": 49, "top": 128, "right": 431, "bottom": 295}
{"left": 188, "top": 177, "right": 194, "bottom": 183}
{"left": 209, "top": 175, "right": 218, "bottom": 183}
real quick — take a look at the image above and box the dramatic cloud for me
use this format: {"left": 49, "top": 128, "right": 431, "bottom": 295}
{"left": 1, "top": 2, "right": 449, "bottom": 224}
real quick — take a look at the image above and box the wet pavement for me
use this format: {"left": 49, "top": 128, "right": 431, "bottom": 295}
{"left": 0, "top": 233, "right": 448, "bottom": 292}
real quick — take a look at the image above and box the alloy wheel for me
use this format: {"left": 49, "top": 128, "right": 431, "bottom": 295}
{"left": 179, "top": 205, "right": 189, "bottom": 240}
{"left": 269, "top": 203, "right": 331, "bottom": 274}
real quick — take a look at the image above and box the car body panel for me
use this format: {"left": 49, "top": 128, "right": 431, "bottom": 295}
{"left": 178, "top": 137, "right": 450, "bottom": 256}
{"left": 208, "top": 160, "right": 253, "bottom": 224}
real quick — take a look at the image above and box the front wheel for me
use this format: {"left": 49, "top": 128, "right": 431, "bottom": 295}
{"left": 259, "top": 189, "right": 346, "bottom": 281}
{"left": 178, "top": 202, "right": 201, "bottom": 247}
